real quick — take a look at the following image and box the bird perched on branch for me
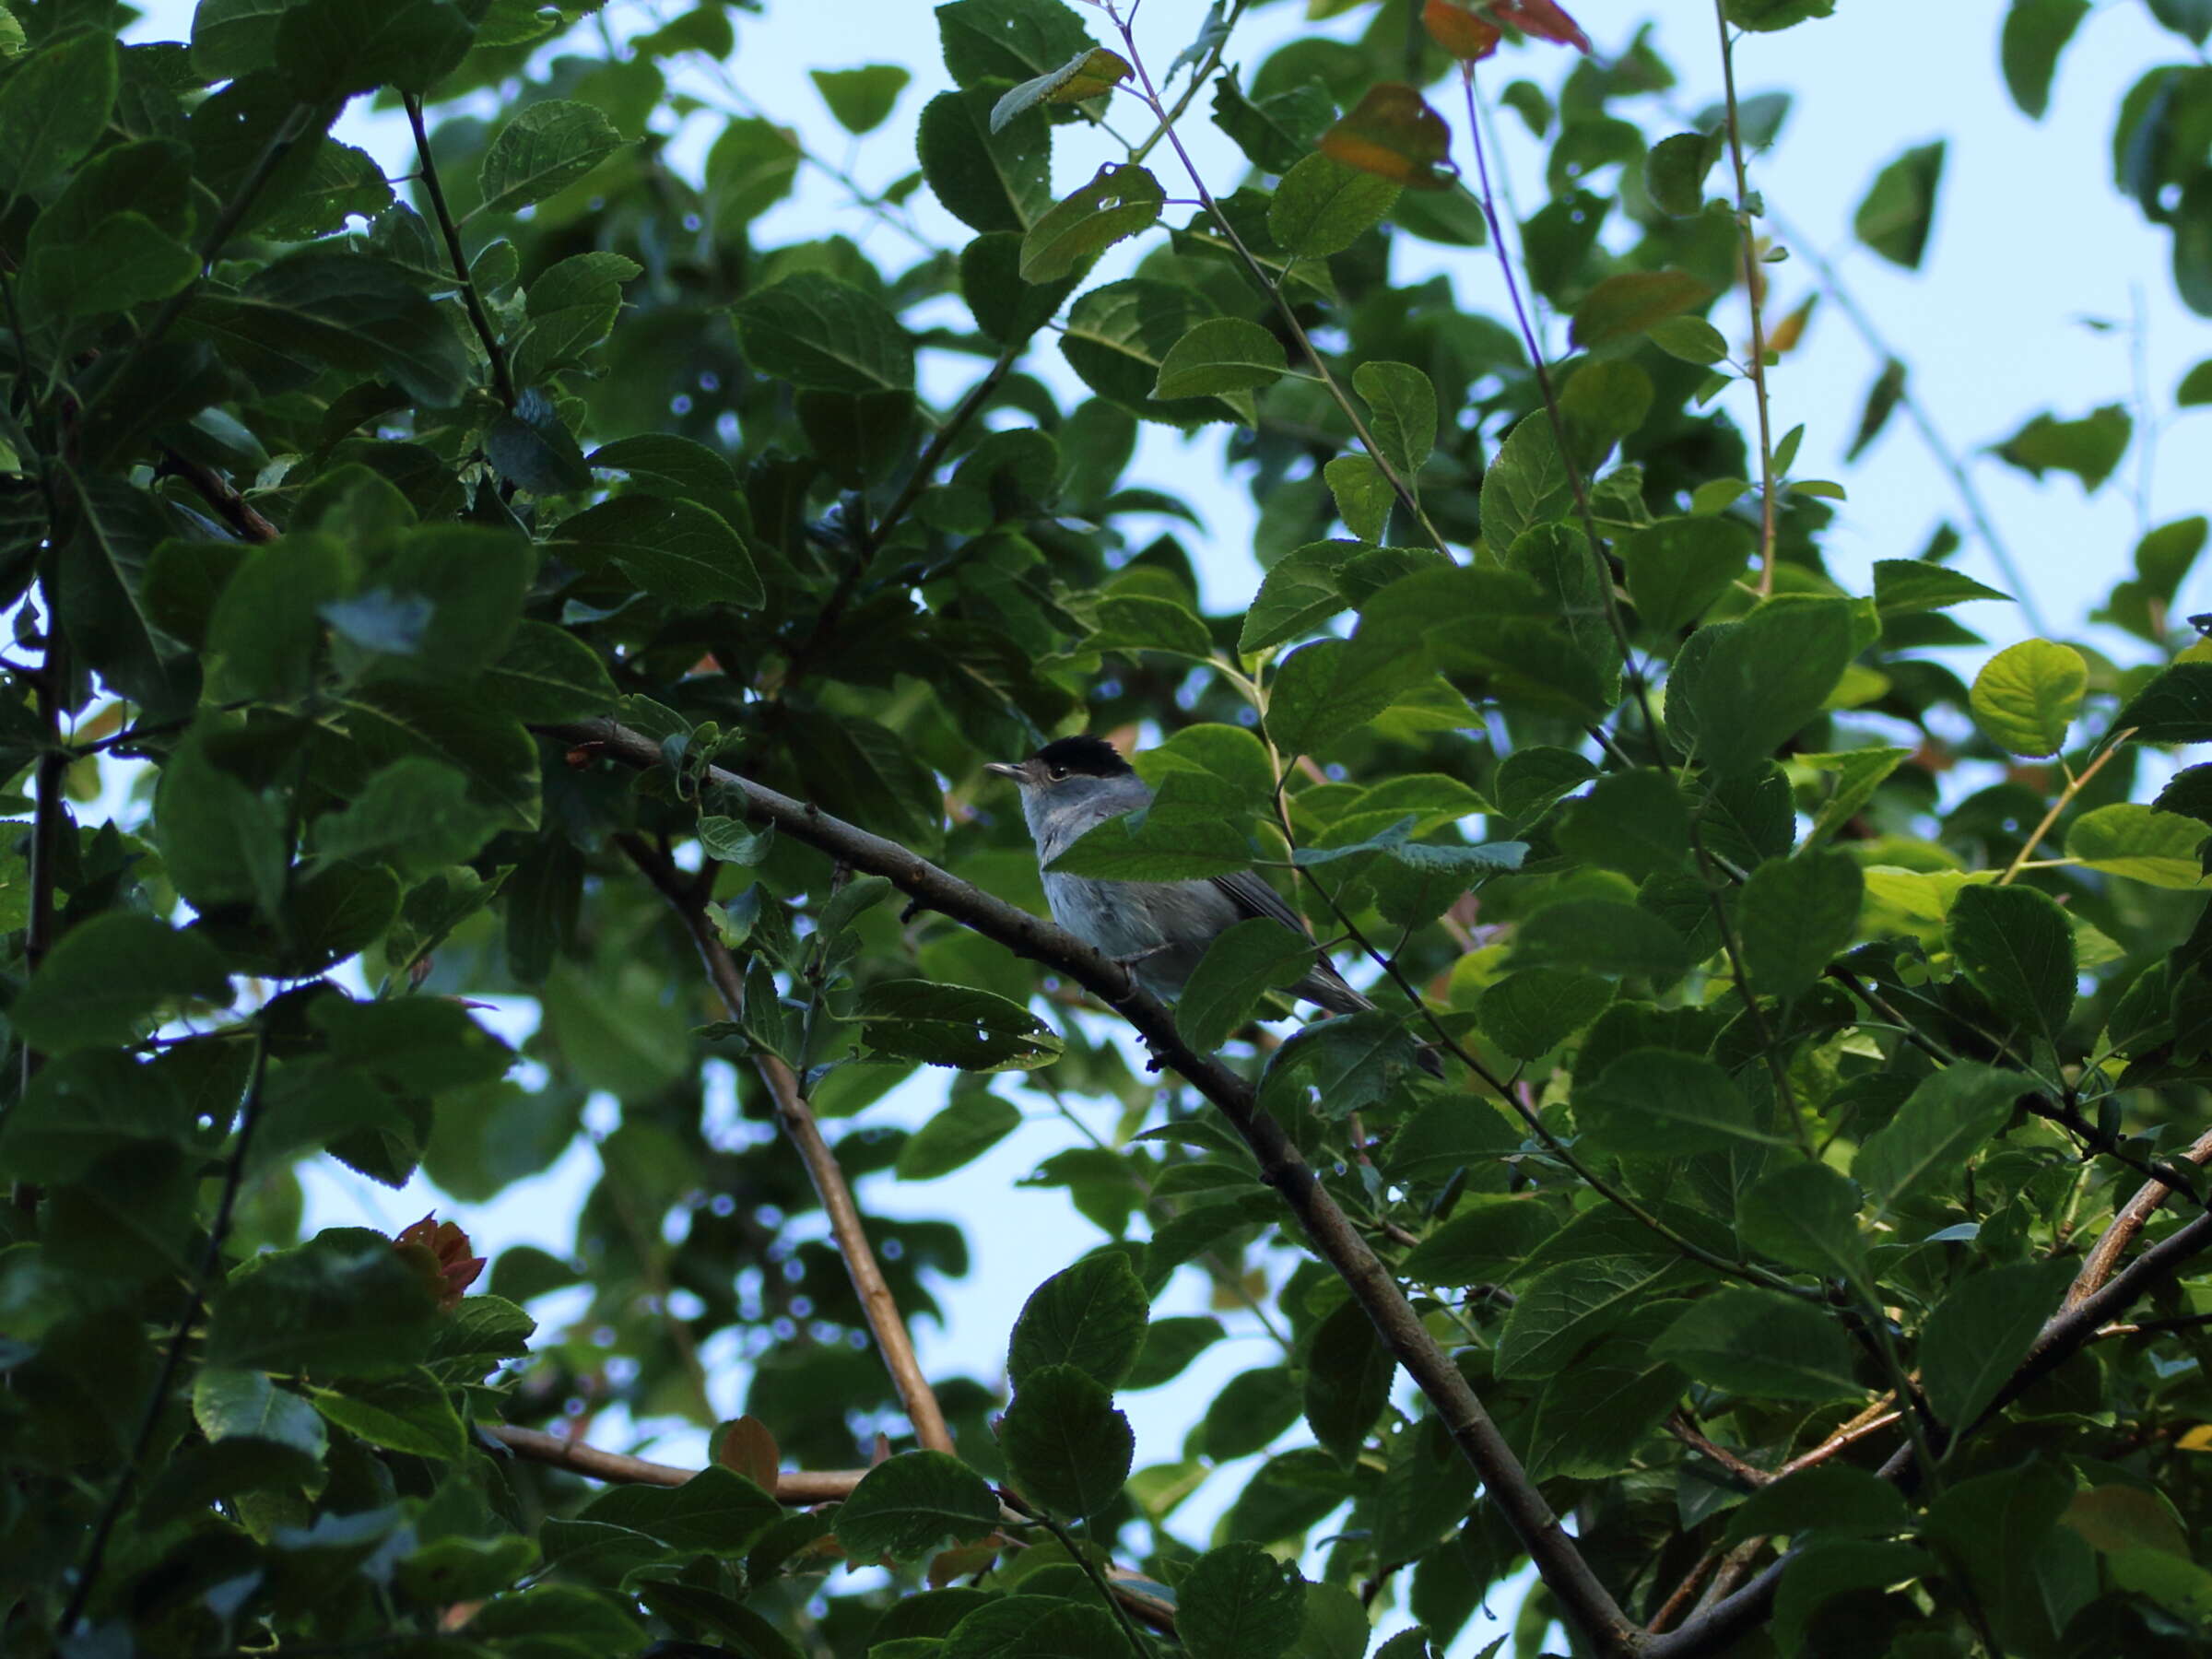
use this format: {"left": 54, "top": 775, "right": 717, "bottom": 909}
{"left": 986, "top": 735, "right": 1382, "bottom": 1021}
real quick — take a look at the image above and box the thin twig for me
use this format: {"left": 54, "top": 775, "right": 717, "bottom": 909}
{"left": 1111, "top": 6, "right": 1450, "bottom": 555}
{"left": 1126, "top": 0, "right": 1253, "bottom": 165}
{"left": 612, "top": 833, "right": 956, "bottom": 1456}
{"left": 1665, "top": 1412, "right": 1773, "bottom": 1488}
{"left": 1997, "top": 733, "right": 2131, "bottom": 886}
{"left": 548, "top": 717, "right": 1641, "bottom": 1658}
{"left": 1712, "top": 6, "right": 1779, "bottom": 594}
{"left": 157, "top": 445, "right": 280, "bottom": 543}
{"left": 58, "top": 1026, "right": 272, "bottom": 1633}
{"left": 486, "top": 1423, "right": 865, "bottom": 1502}
{"left": 405, "top": 92, "right": 518, "bottom": 410}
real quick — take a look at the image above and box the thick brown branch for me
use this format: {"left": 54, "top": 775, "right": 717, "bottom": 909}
{"left": 487, "top": 1424, "right": 865, "bottom": 1502}
{"left": 611, "top": 833, "right": 956, "bottom": 1457}
{"left": 553, "top": 718, "right": 1641, "bottom": 1657}
{"left": 2065, "top": 1126, "right": 2212, "bottom": 1309}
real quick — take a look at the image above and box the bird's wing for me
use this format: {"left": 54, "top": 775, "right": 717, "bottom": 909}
{"left": 1208, "top": 869, "right": 1312, "bottom": 935}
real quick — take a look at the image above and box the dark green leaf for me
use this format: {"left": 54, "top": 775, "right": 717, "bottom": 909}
{"left": 478, "top": 100, "right": 624, "bottom": 214}
{"left": 895, "top": 1090, "right": 1022, "bottom": 1181}
{"left": 1736, "top": 1162, "right": 1868, "bottom": 1286}
{"left": 1644, "top": 129, "right": 1724, "bottom": 215}
{"left": 1000, "top": 1362, "right": 1132, "bottom": 1517}
{"left": 735, "top": 275, "right": 915, "bottom": 394}
{"left": 1180, "top": 1541, "right": 1306, "bottom": 1659}
{"left": 1269, "top": 152, "right": 1399, "bottom": 257}
{"left": 1180, "top": 917, "right": 1319, "bottom": 1053}
{"left": 1994, "top": 404, "right": 2132, "bottom": 493}
{"left": 1677, "top": 598, "right": 1857, "bottom": 775}
{"left": 1921, "top": 1259, "right": 2075, "bottom": 1429}
{"left": 549, "top": 494, "right": 764, "bottom": 609}
{"left": 1947, "top": 881, "right": 2076, "bottom": 1037}
{"left": 1496, "top": 1254, "right": 1696, "bottom": 1381}
{"left": 1653, "top": 1288, "right": 1863, "bottom": 1401}
{"left": 1618, "top": 515, "right": 1753, "bottom": 639}
{"left": 14, "top": 913, "right": 231, "bottom": 1053}
{"left": 2116, "top": 661, "right": 2212, "bottom": 743}
{"left": 855, "top": 980, "right": 1064, "bottom": 1073}
{"left": 1724, "top": 1465, "right": 1912, "bottom": 1547}
{"left": 1738, "top": 849, "right": 1863, "bottom": 1001}
{"left": 2002, "top": 0, "right": 2091, "bottom": 119}
{"left": 1008, "top": 1253, "right": 1151, "bottom": 1390}
{"left": 1575, "top": 1048, "right": 1790, "bottom": 1155}
{"left": 835, "top": 1451, "right": 1003, "bottom": 1561}
{"left": 1853, "top": 141, "right": 1946, "bottom": 268}
{"left": 1398, "top": 1197, "right": 1554, "bottom": 1285}
{"left": 1477, "top": 968, "right": 1612, "bottom": 1061}
{"left": 811, "top": 65, "right": 911, "bottom": 135}
{"left": 1855, "top": 1062, "right": 2034, "bottom": 1218}
{"left": 309, "top": 1369, "right": 466, "bottom": 1460}
{"left": 919, "top": 85, "right": 1052, "bottom": 234}
{"left": 1303, "top": 1296, "right": 1394, "bottom": 1461}
{"left": 0, "top": 30, "right": 115, "bottom": 201}
{"left": 206, "top": 1228, "right": 441, "bottom": 1377}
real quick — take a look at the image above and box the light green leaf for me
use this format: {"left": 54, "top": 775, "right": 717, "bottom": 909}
{"left": 478, "top": 100, "right": 624, "bottom": 215}
{"left": 1970, "top": 639, "right": 2086, "bottom": 756}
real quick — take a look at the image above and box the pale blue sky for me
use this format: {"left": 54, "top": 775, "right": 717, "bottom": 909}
{"left": 114, "top": 2, "right": 2212, "bottom": 1650}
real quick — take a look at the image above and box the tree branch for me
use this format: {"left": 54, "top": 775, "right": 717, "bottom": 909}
{"left": 551, "top": 717, "right": 1642, "bottom": 1658}
{"left": 157, "top": 444, "right": 280, "bottom": 543}
{"left": 2065, "top": 1126, "right": 2212, "bottom": 1310}
{"left": 405, "top": 92, "right": 517, "bottom": 410}
{"left": 610, "top": 832, "right": 956, "bottom": 1457}
{"left": 486, "top": 1423, "right": 865, "bottom": 1502}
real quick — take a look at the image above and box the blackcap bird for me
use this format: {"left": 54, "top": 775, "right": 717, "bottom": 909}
{"left": 986, "top": 735, "right": 1379, "bottom": 1018}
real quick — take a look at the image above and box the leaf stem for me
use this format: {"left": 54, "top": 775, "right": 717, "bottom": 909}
{"left": 405, "top": 92, "right": 518, "bottom": 410}
{"left": 1996, "top": 730, "right": 2130, "bottom": 886}
{"left": 1712, "top": 5, "right": 1780, "bottom": 595}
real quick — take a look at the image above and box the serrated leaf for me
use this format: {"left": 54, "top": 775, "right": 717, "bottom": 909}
{"left": 989, "top": 46, "right": 1132, "bottom": 132}
{"left": 834, "top": 1452, "right": 1002, "bottom": 1561}
{"left": 999, "top": 1362, "right": 1132, "bottom": 1517}
{"left": 1008, "top": 1253, "right": 1151, "bottom": 1390}
{"left": 478, "top": 100, "right": 624, "bottom": 215}
{"left": 855, "top": 980, "right": 1063, "bottom": 1072}
{"left": 1019, "top": 161, "right": 1161, "bottom": 282}
{"left": 1152, "top": 315, "right": 1286, "bottom": 399}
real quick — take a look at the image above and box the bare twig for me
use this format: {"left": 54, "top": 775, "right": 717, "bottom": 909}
{"left": 1712, "top": 6, "right": 1779, "bottom": 594}
{"left": 486, "top": 1424, "right": 865, "bottom": 1502}
{"left": 1665, "top": 1412, "right": 1773, "bottom": 1488}
{"left": 550, "top": 717, "right": 1642, "bottom": 1658}
{"left": 611, "top": 833, "right": 956, "bottom": 1457}
{"left": 1997, "top": 733, "right": 2131, "bottom": 886}
{"left": 157, "top": 445, "right": 280, "bottom": 543}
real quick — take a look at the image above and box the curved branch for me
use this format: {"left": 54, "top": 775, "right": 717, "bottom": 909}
{"left": 547, "top": 716, "right": 1641, "bottom": 1659}
{"left": 2065, "top": 1125, "right": 2212, "bottom": 1309}
{"left": 612, "top": 833, "right": 956, "bottom": 1456}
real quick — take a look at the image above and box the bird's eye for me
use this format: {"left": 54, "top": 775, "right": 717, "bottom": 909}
{"left": 1048, "top": 766, "right": 1066, "bottom": 781}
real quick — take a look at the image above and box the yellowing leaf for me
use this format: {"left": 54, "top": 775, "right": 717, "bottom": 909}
{"left": 1318, "top": 83, "right": 1456, "bottom": 191}
{"left": 989, "top": 46, "right": 1132, "bottom": 133}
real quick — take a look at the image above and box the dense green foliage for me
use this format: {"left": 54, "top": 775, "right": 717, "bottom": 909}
{"left": 5, "top": 0, "right": 2212, "bottom": 1656}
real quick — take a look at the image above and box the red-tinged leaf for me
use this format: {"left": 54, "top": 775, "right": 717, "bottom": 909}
{"left": 713, "top": 1415, "right": 781, "bottom": 1490}
{"left": 1318, "top": 83, "right": 1456, "bottom": 191}
{"left": 1489, "top": 0, "right": 1592, "bottom": 51}
{"left": 1424, "top": 0, "right": 1502, "bottom": 59}
{"left": 394, "top": 1214, "right": 485, "bottom": 1311}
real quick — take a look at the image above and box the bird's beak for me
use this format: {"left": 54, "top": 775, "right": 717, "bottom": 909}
{"left": 983, "top": 760, "right": 1029, "bottom": 782}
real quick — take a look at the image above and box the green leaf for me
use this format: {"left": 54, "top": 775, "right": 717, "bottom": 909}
{"left": 1269, "top": 152, "right": 1400, "bottom": 258}
{"left": 1045, "top": 794, "right": 1251, "bottom": 881}
{"left": 1845, "top": 357, "right": 1909, "bottom": 461}
{"left": 2066, "top": 803, "right": 2206, "bottom": 887}
{"left": 1645, "top": 313, "right": 1730, "bottom": 365}
{"left": 1353, "top": 360, "right": 1438, "bottom": 481}
{"left": 1653, "top": 1288, "right": 1863, "bottom": 1401}
{"left": 206, "top": 1228, "right": 441, "bottom": 1377}
{"left": 1180, "top": 917, "right": 1319, "bottom": 1054}
{"left": 0, "top": 29, "right": 115, "bottom": 202}
{"left": 2149, "top": 0, "right": 2212, "bottom": 41}
{"left": 1496, "top": 1254, "right": 1696, "bottom": 1381}
{"left": 811, "top": 65, "right": 910, "bottom": 135}
{"left": 1871, "top": 559, "right": 2009, "bottom": 616}
{"left": 513, "top": 251, "right": 641, "bottom": 386}
{"left": 1920, "top": 1259, "right": 2075, "bottom": 1429}
{"left": 579, "top": 1465, "right": 781, "bottom": 1553}
{"left": 1677, "top": 598, "right": 1858, "bottom": 775}
{"left": 1570, "top": 270, "right": 1714, "bottom": 349}
{"left": 855, "top": 980, "right": 1064, "bottom": 1073}
{"left": 1994, "top": 405, "right": 2132, "bottom": 493}
{"left": 1513, "top": 899, "right": 1693, "bottom": 979}
{"left": 1738, "top": 848, "right": 1864, "bottom": 1002}
{"left": 193, "top": 0, "right": 291, "bottom": 80}
{"left": 1726, "top": 0, "right": 1837, "bottom": 23}
{"left": 276, "top": 0, "right": 476, "bottom": 99}
{"left": 919, "top": 85, "right": 1052, "bottom": 234}
{"left": 939, "top": 0, "right": 1097, "bottom": 88}
{"left": 1303, "top": 1296, "right": 1394, "bottom": 1461}
{"left": 1970, "top": 638, "right": 2086, "bottom": 757}
{"left": 837, "top": 1451, "right": 1004, "bottom": 1561}
{"left": 1947, "top": 881, "right": 2077, "bottom": 1037}
{"left": 481, "top": 620, "right": 618, "bottom": 723}
{"left": 2182, "top": 358, "right": 2212, "bottom": 406}
{"left": 1477, "top": 968, "right": 1612, "bottom": 1061}
{"left": 308, "top": 1369, "right": 466, "bottom": 1460}
{"left": 942, "top": 1597, "right": 1128, "bottom": 1659}
{"left": 1618, "top": 515, "right": 1753, "bottom": 639}
{"left": 1552, "top": 768, "right": 1690, "bottom": 882}
{"left": 478, "top": 100, "right": 624, "bottom": 215}
{"left": 1854, "top": 1062, "right": 2034, "bottom": 1218}
{"left": 1736, "top": 1163, "right": 1868, "bottom": 1287}
{"left": 1724, "top": 1465, "right": 1912, "bottom": 1547}
{"left": 1397, "top": 1197, "right": 1552, "bottom": 1284}
{"left": 1265, "top": 637, "right": 1423, "bottom": 759}
{"left": 1179, "top": 1541, "right": 1306, "bottom": 1659}
{"left": 1152, "top": 316, "right": 1287, "bottom": 400}
{"left": 2002, "top": 0, "right": 2091, "bottom": 119}
{"left": 13, "top": 913, "right": 231, "bottom": 1054}
{"left": 1124, "top": 1314, "right": 1223, "bottom": 1389}
{"left": 1000, "top": 1362, "right": 1133, "bottom": 1518}
{"left": 340, "top": 683, "right": 539, "bottom": 829}
{"left": 194, "top": 1368, "right": 330, "bottom": 1460}
{"left": 1575, "top": 1048, "right": 1791, "bottom": 1156}
{"left": 156, "top": 737, "right": 288, "bottom": 915}
{"left": 1008, "top": 1253, "right": 1151, "bottom": 1390}
{"left": 1644, "top": 129, "right": 1724, "bottom": 216}
{"left": 312, "top": 759, "right": 505, "bottom": 881}
{"left": 896, "top": 1089, "right": 1022, "bottom": 1181}
{"left": 734, "top": 275, "right": 914, "bottom": 394}
{"left": 2116, "top": 660, "right": 2212, "bottom": 743}
{"left": 1018, "top": 161, "right": 1161, "bottom": 282}
{"left": 549, "top": 494, "right": 764, "bottom": 609}
{"left": 1323, "top": 457, "right": 1391, "bottom": 545}
{"left": 1261, "top": 1012, "right": 1429, "bottom": 1121}
{"left": 1060, "top": 278, "right": 1248, "bottom": 427}
{"left": 990, "top": 45, "right": 1133, "bottom": 132}
{"left": 1853, "top": 139, "right": 1945, "bottom": 267}
{"left": 1479, "top": 413, "right": 1573, "bottom": 552}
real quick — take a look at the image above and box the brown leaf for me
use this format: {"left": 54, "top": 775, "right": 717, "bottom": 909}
{"left": 1319, "top": 83, "right": 1456, "bottom": 191}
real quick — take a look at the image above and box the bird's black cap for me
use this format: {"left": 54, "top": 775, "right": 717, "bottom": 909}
{"left": 1034, "top": 735, "right": 1133, "bottom": 777}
